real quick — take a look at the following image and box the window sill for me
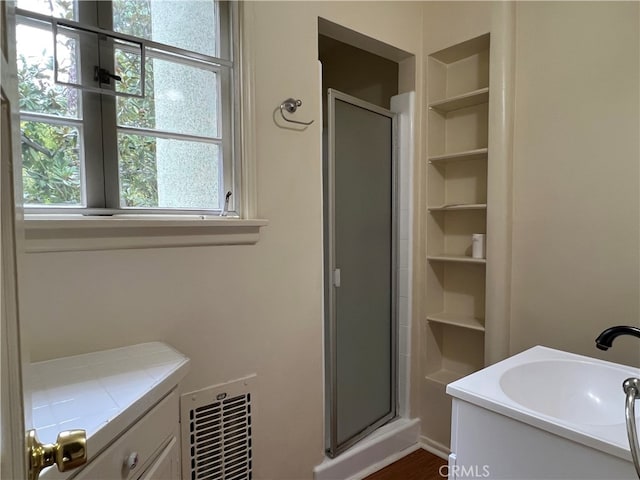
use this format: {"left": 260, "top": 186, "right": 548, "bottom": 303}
{"left": 23, "top": 215, "right": 268, "bottom": 253}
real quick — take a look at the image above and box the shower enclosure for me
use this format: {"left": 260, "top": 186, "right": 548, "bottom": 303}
{"left": 325, "top": 89, "right": 398, "bottom": 457}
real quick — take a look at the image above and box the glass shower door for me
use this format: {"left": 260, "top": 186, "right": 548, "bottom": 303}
{"left": 326, "top": 89, "right": 397, "bottom": 457}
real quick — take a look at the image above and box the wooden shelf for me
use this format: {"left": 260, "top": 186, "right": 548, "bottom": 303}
{"left": 424, "top": 369, "right": 465, "bottom": 386}
{"left": 426, "top": 312, "right": 485, "bottom": 332}
{"left": 427, "top": 255, "right": 486, "bottom": 264}
{"left": 429, "top": 148, "right": 488, "bottom": 164}
{"left": 429, "top": 88, "right": 489, "bottom": 113}
{"left": 428, "top": 203, "right": 487, "bottom": 212}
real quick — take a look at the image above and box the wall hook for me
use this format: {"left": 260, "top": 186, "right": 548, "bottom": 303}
{"left": 279, "top": 98, "right": 314, "bottom": 126}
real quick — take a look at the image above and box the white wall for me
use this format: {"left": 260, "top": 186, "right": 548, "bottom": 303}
{"left": 510, "top": 1, "right": 640, "bottom": 367}
{"left": 19, "top": 3, "right": 424, "bottom": 479}
{"left": 423, "top": 1, "right": 492, "bottom": 55}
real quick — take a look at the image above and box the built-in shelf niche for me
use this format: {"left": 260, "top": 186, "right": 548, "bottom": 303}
{"left": 428, "top": 159, "right": 488, "bottom": 207}
{"left": 428, "top": 104, "right": 489, "bottom": 156}
{"left": 423, "top": 32, "right": 490, "bottom": 446}
{"left": 427, "top": 34, "right": 490, "bottom": 104}
{"left": 424, "top": 321, "right": 485, "bottom": 386}
{"left": 428, "top": 33, "right": 490, "bottom": 158}
{"left": 427, "top": 209, "right": 486, "bottom": 258}
{"left": 426, "top": 261, "right": 486, "bottom": 320}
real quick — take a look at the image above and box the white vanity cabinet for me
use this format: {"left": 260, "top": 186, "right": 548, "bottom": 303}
{"left": 446, "top": 346, "right": 638, "bottom": 480}
{"left": 73, "top": 392, "right": 180, "bottom": 480}
{"left": 33, "top": 342, "right": 190, "bottom": 480}
{"left": 449, "top": 399, "right": 635, "bottom": 480}
{"left": 137, "top": 437, "right": 180, "bottom": 480}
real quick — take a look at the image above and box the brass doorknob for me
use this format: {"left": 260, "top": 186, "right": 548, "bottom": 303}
{"left": 27, "top": 429, "right": 87, "bottom": 480}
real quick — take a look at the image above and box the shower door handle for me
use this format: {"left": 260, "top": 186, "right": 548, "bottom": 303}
{"left": 333, "top": 268, "right": 341, "bottom": 288}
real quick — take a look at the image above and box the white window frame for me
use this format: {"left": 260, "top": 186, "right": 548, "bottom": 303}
{"left": 10, "top": 1, "right": 264, "bottom": 251}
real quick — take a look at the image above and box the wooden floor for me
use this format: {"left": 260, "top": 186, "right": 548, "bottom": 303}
{"left": 363, "top": 449, "right": 448, "bottom": 480}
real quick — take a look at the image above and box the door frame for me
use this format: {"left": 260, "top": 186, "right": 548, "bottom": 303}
{"left": 1, "top": 1, "right": 28, "bottom": 478}
{"left": 325, "top": 88, "right": 399, "bottom": 458}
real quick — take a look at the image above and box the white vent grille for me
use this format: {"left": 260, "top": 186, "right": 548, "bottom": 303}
{"left": 181, "top": 375, "right": 255, "bottom": 480}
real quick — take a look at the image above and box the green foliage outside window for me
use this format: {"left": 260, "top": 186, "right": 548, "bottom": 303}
{"left": 19, "top": 53, "right": 82, "bottom": 205}
{"left": 19, "top": 0, "right": 160, "bottom": 207}
{"left": 114, "top": 0, "right": 159, "bottom": 207}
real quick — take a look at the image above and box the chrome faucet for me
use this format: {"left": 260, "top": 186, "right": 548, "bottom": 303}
{"left": 595, "top": 325, "right": 640, "bottom": 351}
{"left": 596, "top": 325, "right": 640, "bottom": 478}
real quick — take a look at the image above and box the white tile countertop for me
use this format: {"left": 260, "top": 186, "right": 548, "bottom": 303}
{"left": 30, "top": 342, "right": 190, "bottom": 479}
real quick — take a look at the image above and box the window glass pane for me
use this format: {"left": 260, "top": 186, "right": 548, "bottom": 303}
{"left": 54, "top": 29, "right": 80, "bottom": 86}
{"left": 21, "top": 121, "right": 82, "bottom": 206}
{"left": 117, "top": 57, "right": 219, "bottom": 138}
{"left": 118, "top": 133, "right": 157, "bottom": 207}
{"left": 17, "top": 0, "right": 76, "bottom": 20}
{"left": 113, "top": 0, "right": 219, "bottom": 58}
{"left": 114, "top": 42, "right": 144, "bottom": 97}
{"left": 16, "top": 23, "right": 80, "bottom": 118}
{"left": 118, "top": 133, "right": 220, "bottom": 209}
{"left": 116, "top": 57, "right": 155, "bottom": 131}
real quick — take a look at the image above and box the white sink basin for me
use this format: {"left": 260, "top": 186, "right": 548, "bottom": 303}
{"left": 447, "top": 346, "right": 640, "bottom": 463}
{"left": 499, "top": 359, "right": 639, "bottom": 425}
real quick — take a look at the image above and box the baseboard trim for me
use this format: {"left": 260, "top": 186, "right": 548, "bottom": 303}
{"left": 348, "top": 444, "right": 421, "bottom": 480}
{"left": 419, "top": 435, "right": 450, "bottom": 460}
{"left": 314, "top": 418, "right": 421, "bottom": 480}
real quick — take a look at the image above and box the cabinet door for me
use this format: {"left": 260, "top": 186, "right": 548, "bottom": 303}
{"left": 137, "top": 437, "right": 179, "bottom": 480}
{"left": 72, "top": 393, "right": 178, "bottom": 480}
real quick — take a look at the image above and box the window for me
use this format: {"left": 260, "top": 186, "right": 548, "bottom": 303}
{"left": 15, "top": 0, "right": 240, "bottom": 216}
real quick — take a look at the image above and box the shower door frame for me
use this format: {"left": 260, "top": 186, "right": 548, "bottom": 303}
{"left": 326, "top": 89, "right": 399, "bottom": 458}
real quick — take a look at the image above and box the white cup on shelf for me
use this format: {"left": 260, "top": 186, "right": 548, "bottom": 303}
{"left": 472, "top": 234, "right": 486, "bottom": 259}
